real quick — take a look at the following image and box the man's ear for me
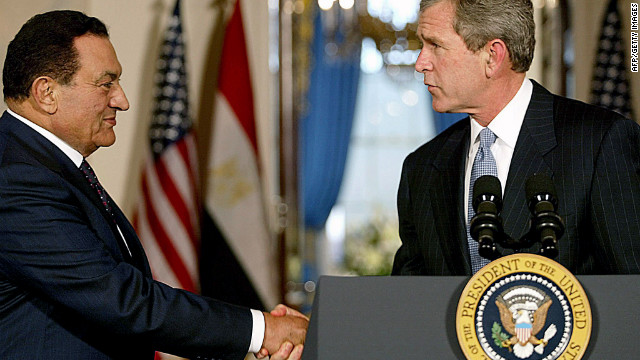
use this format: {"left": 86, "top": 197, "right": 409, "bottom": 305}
{"left": 484, "top": 39, "right": 508, "bottom": 78}
{"left": 30, "top": 76, "right": 58, "bottom": 114}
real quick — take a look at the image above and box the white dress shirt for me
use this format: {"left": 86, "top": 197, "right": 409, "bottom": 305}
{"left": 464, "top": 78, "right": 533, "bottom": 223}
{"left": 8, "top": 109, "right": 84, "bottom": 166}
{"left": 7, "top": 109, "right": 265, "bottom": 354}
{"left": 9, "top": 109, "right": 134, "bottom": 256}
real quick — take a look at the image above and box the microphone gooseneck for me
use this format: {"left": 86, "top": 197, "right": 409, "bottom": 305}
{"left": 525, "top": 173, "right": 565, "bottom": 259}
{"left": 470, "top": 175, "right": 503, "bottom": 261}
{"left": 468, "top": 173, "right": 566, "bottom": 263}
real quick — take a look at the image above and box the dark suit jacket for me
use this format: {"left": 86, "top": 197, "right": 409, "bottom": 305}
{"left": 0, "top": 111, "right": 252, "bottom": 359}
{"left": 392, "top": 81, "right": 640, "bottom": 276}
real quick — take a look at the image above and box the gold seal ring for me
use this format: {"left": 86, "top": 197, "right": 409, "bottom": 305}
{"left": 456, "top": 254, "right": 591, "bottom": 360}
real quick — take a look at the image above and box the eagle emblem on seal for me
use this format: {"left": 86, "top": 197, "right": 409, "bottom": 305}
{"left": 493, "top": 285, "right": 558, "bottom": 359}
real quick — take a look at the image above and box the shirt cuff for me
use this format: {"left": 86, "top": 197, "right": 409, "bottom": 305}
{"left": 248, "top": 309, "right": 265, "bottom": 354}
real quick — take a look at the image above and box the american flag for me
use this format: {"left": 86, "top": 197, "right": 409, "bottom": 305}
{"left": 590, "top": 0, "right": 635, "bottom": 120}
{"left": 135, "top": 0, "right": 200, "bottom": 294}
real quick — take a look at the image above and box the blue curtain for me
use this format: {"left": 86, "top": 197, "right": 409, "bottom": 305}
{"left": 433, "top": 109, "right": 467, "bottom": 134}
{"left": 300, "top": 9, "right": 361, "bottom": 231}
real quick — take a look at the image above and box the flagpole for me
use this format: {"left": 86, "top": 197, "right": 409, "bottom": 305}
{"left": 278, "top": 0, "right": 301, "bottom": 305}
{"left": 195, "top": 0, "right": 227, "bottom": 195}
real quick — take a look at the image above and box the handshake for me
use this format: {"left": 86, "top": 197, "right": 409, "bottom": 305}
{"left": 257, "top": 304, "right": 309, "bottom": 360}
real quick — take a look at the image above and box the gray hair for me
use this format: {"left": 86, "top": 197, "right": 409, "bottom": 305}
{"left": 419, "top": 0, "right": 535, "bottom": 72}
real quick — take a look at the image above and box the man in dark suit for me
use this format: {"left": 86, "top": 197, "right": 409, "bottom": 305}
{"left": 0, "top": 10, "right": 306, "bottom": 359}
{"left": 392, "top": 0, "right": 640, "bottom": 276}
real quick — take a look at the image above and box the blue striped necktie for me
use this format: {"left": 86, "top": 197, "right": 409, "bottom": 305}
{"left": 467, "top": 128, "right": 498, "bottom": 273}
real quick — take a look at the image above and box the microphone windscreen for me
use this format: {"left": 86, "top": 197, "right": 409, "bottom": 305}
{"left": 525, "top": 173, "right": 557, "bottom": 200}
{"left": 473, "top": 175, "right": 502, "bottom": 203}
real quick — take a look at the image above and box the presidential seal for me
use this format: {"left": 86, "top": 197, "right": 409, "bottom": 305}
{"left": 456, "top": 254, "right": 591, "bottom": 360}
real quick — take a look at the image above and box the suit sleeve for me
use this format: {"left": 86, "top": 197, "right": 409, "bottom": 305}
{"left": 392, "top": 155, "right": 427, "bottom": 275}
{"left": 589, "top": 118, "right": 640, "bottom": 273}
{"left": 0, "top": 162, "right": 252, "bottom": 359}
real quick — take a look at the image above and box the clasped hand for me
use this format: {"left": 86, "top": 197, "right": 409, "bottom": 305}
{"left": 256, "top": 304, "right": 308, "bottom": 360}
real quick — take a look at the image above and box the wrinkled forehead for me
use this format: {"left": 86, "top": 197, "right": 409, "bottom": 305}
{"left": 72, "top": 34, "right": 122, "bottom": 80}
{"left": 420, "top": 0, "right": 455, "bottom": 13}
{"left": 416, "top": 0, "right": 457, "bottom": 38}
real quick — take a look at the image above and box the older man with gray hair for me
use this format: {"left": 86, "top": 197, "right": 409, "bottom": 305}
{"left": 392, "top": 0, "right": 640, "bottom": 276}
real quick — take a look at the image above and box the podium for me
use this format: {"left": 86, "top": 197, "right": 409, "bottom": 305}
{"left": 301, "top": 275, "right": 640, "bottom": 359}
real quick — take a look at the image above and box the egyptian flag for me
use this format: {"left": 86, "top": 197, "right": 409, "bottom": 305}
{"left": 200, "top": 0, "right": 278, "bottom": 310}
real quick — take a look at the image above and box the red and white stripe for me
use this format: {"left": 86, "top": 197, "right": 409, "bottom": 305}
{"left": 204, "top": 0, "right": 278, "bottom": 308}
{"left": 136, "top": 133, "right": 200, "bottom": 293}
{"left": 516, "top": 326, "right": 532, "bottom": 345}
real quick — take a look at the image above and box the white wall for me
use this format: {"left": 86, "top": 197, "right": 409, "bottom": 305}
{"left": 0, "top": 0, "right": 273, "bottom": 217}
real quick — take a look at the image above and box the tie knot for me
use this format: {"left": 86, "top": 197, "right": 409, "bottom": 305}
{"left": 479, "top": 128, "right": 497, "bottom": 148}
{"left": 80, "top": 159, "right": 96, "bottom": 179}
{"left": 80, "top": 159, "right": 102, "bottom": 191}
{"left": 80, "top": 159, "right": 92, "bottom": 173}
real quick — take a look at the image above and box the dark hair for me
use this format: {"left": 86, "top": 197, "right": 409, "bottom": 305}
{"left": 3, "top": 10, "right": 109, "bottom": 101}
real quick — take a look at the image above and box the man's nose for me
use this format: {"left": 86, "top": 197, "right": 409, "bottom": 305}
{"left": 415, "top": 49, "right": 433, "bottom": 73}
{"left": 110, "top": 85, "right": 129, "bottom": 111}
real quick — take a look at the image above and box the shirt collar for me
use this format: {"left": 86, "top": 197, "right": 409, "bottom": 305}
{"left": 7, "top": 109, "right": 84, "bottom": 167}
{"left": 469, "top": 78, "right": 533, "bottom": 148}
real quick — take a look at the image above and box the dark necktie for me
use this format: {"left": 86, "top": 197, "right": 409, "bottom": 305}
{"left": 467, "top": 128, "right": 498, "bottom": 273}
{"left": 79, "top": 159, "right": 134, "bottom": 259}
{"left": 80, "top": 159, "right": 138, "bottom": 269}
{"left": 80, "top": 159, "right": 114, "bottom": 219}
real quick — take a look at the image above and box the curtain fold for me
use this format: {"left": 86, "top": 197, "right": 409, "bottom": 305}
{"left": 300, "top": 7, "right": 361, "bottom": 231}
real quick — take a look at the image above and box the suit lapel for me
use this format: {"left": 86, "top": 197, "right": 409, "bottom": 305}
{"left": 430, "top": 121, "right": 472, "bottom": 274}
{"left": 63, "top": 156, "right": 150, "bottom": 272}
{"left": 111, "top": 201, "right": 152, "bottom": 275}
{"left": 1, "top": 113, "right": 109, "bottom": 219}
{"left": 1, "top": 112, "right": 148, "bottom": 272}
{"left": 502, "top": 81, "right": 557, "bottom": 242}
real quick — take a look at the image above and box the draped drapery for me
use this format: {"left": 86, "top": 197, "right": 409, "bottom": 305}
{"left": 300, "top": 7, "right": 361, "bottom": 231}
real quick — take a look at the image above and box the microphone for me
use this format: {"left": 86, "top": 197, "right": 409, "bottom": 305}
{"left": 525, "top": 173, "right": 565, "bottom": 259}
{"left": 470, "top": 175, "right": 503, "bottom": 261}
